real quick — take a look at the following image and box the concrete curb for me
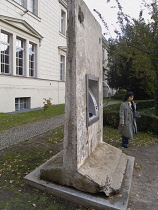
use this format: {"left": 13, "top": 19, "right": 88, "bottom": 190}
{"left": 24, "top": 155, "right": 135, "bottom": 210}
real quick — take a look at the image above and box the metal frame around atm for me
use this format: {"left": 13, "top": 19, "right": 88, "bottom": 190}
{"left": 86, "top": 74, "right": 99, "bottom": 127}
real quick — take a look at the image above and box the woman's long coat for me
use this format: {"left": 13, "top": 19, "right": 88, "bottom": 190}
{"left": 118, "top": 101, "right": 137, "bottom": 139}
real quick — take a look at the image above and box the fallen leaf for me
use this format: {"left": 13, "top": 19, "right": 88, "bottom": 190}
{"left": 134, "top": 162, "right": 141, "bottom": 169}
{"left": 32, "top": 203, "right": 36, "bottom": 207}
{"left": 109, "top": 196, "right": 114, "bottom": 199}
{"left": 17, "top": 172, "right": 21, "bottom": 175}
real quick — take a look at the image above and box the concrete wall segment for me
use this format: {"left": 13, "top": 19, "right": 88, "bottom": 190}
{"left": 64, "top": 0, "right": 103, "bottom": 172}
{"left": 75, "top": 0, "right": 103, "bottom": 168}
{"left": 63, "top": 0, "right": 77, "bottom": 175}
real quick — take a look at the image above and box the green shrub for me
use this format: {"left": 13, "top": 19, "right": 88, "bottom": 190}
{"left": 103, "top": 100, "right": 158, "bottom": 134}
{"left": 136, "top": 100, "right": 155, "bottom": 110}
{"left": 103, "top": 104, "right": 120, "bottom": 128}
{"left": 118, "top": 89, "right": 127, "bottom": 94}
{"left": 136, "top": 114, "right": 158, "bottom": 134}
{"left": 111, "top": 93, "right": 125, "bottom": 100}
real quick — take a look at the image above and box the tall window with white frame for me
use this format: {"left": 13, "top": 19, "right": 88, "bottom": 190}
{"left": 29, "top": 43, "right": 35, "bottom": 77}
{"left": 60, "top": 55, "right": 65, "bottom": 81}
{"left": 16, "top": 37, "right": 24, "bottom": 76}
{"left": 1, "top": 32, "right": 10, "bottom": 74}
{"left": 29, "top": 0, "right": 35, "bottom": 14}
{"left": 13, "top": 0, "right": 24, "bottom": 6}
{"left": 60, "top": 9, "right": 66, "bottom": 35}
{"left": 13, "top": 0, "right": 38, "bottom": 16}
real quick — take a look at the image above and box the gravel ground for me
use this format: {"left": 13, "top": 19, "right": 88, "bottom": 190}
{"left": 0, "top": 114, "right": 65, "bottom": 151}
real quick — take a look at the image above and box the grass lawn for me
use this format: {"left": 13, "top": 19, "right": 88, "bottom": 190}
{"left": 0, "top": 125, "right": 158, "bottom": 210}
{"left": 0, "top": 104, "right": 65, "bottom": 131}
{"left": 0, "top": 126, "right": 87, "bottom": 210}
{"left": 103, "top": 97, "right": 118, "bottom": 104}
{"left": 103, "top": 126, "right": 158, "bottom": 147}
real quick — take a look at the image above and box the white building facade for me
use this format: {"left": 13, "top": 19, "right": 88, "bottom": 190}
{"left": 0, "top": 0, "right": 67, "bottom": 112}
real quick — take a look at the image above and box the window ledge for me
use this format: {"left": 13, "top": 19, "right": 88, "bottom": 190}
{"left": 6, "top": 0, "right": 41, "bottom": 22}
{"left": 58, "top": 0, "right": 67, "bottom": 8}
{"left": 0, "top": 74, "right": 66, "bottom": 82}
{"left": 27, "top": 11, "right": 41, "bottom": 22}
{"left": 59, "top": 31, "right": 66, "bottom": 39}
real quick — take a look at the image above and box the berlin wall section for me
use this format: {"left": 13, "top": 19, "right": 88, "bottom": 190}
{"left": 64, "top": 0, "right": 103, "bottom": 174}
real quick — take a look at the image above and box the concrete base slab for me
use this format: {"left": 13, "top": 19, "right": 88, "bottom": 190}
{"left": 39, "top": 143, "right": 128, "bottom": 196}
{"left": 24, "top": 155, "right": 134, "bottom": 210}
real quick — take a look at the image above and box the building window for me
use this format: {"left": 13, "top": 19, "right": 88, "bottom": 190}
{"left": 60, "top": 55, "right": 65, "bottom": 81}
{"left": 13, "top": 0, "right": 38, "bottom": 16}
{"left": 28, "top": 0, "right": 37, "bottom": 14}
{"left": 15, "top": 97, "right": 30, "bottom": 111}
{"left": 60, "top": 10, "right": 66, "bottom": 35}
{"left": 16, "top": 38, "right": 24, "bottom": 76}
{"left": 13, "top": 0, "right": 24, "bottom": 6}
{"left": 29, "top": 43, "right": 35, "bottom": 77}
{"left": 1, "top": 32, "right": 10, "bottom": 74}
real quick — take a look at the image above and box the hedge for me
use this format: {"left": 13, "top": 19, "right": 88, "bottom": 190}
{"left": 103, "top": 100, "right": 158, "bottom": 134}
{"left": 136, "top": 100, "right": 155, "bottom": 110}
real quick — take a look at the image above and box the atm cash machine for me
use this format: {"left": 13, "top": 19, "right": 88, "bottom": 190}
{"left": 87, "top": 74, "right": 99, "bottom": 126}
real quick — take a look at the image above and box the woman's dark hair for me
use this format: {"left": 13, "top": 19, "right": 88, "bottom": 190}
{"left": 123, "top": 92, "right": 134, "bottom": 102}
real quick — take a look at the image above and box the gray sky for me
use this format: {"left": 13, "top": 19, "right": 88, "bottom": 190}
{"left": 83, "top": 0, "right": 152, "bottom": 38}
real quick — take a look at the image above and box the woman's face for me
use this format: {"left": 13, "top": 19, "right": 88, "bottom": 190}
{"left": 127, "top": 96, "right": 134, "bottom": 102}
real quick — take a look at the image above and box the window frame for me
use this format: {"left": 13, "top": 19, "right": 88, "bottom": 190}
{"left": 29, "top": 42, "right": 36, "bottom": 77}
{"left": 28, "top": 0, "right": 38, "bottom": 16}
{"left": 13, "top": 0, "right": 25, "bottom": 7}
{"left": 15, "top": 97, "right": 30, "bottom": 111}
{"left": 16, "top": 37, "right": 25, "bottom": 76}
{"left": 0, "top": 31, "right": 11, "bottom": 74}
{"left": 60, "top": 54, "right": 66, "bottom": 81}
{"left": 60, "top": 9, "right": 66, "bottom": 35}
{"left": 0, "top": 16, "right": 41, "bottom": 78}
{"left": 10, "top": 0, "right": 39, "bottom": 17}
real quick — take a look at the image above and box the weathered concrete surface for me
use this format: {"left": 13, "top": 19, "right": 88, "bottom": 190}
{"left": 78, "top": 142, "right": 128, "bottom": 195}
{"left": 64, "top": 0, "right": 103, "bottom": 174}
{"left": 40, "top": 142, "right": 127, "bottom": 196}
{"left": 25, "top": 155, "right": 134, "bottom": 210}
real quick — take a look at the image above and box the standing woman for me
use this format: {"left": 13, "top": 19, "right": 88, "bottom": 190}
{"left": 119, "top": 92, "right": 137, "bottom": 148}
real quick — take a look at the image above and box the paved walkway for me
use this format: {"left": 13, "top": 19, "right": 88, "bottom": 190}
{"left": 103, "top": 100, "right": 122, "bottom": 107}
{"left": 0, "top": 101, "right": 121, "bottom": 151}
{"left": 0, "top": 114, "right": 65, "bottom": 151}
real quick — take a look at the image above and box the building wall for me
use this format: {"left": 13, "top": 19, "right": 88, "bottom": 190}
{"left": 0, "top": 0, "right": 67, "bottom": 112}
